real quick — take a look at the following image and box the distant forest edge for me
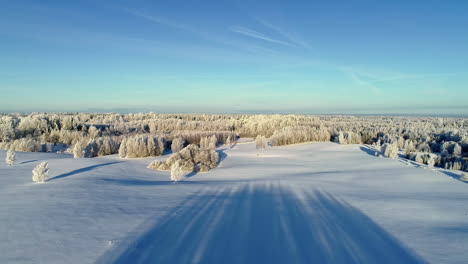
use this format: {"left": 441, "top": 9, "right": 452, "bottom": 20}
{"left": 0, "top": 113, "right": 467, "bottom": 172}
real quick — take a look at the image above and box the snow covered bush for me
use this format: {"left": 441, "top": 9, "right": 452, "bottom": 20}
{"left": 170, "top": 160, "right": 186, "bottom": 182}
{"left": 5, "top": 150, "right": 15, "bottom": 166}
{"left": 32, "top": 162, "right": 49, "bottom": 183}
{"left": 381, "top": 143, "right": 398, "bottom": 159}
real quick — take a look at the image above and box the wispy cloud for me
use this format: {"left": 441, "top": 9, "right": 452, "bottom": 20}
{"left": 254, "top": 17, "right": 313, "bottom": 50}
{"left": 122, "top": 8, "right": 199, "bottom": 35}
{"left": 230, "top": 26, "right": 293, "bottom": 46}
{"left": 342, "top": 68, "right": 383, "bottom": 95}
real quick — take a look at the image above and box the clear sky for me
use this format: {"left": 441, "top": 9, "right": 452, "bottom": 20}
{"left": 1, "top": 0, "right": 467, "bottom": 115}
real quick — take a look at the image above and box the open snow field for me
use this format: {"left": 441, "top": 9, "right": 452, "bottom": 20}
{"left": 1, "top": 141, "right": 467, "bottom": 264}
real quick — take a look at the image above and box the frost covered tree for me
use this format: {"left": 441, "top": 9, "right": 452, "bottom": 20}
{"left": 119, "top": 137, "right": 128, "bottom": 158}
{"left": 427, "top": 155, "right": 436, "bottom": 168}
{"left": 338, "top": 131, "right": 346, "bottom": 144}
{"left": 461, "top": 172, "right": 468, "bottom": 182}
{"left": 381, "top": 143, "right": 398, "bottom": 159}
{"left": 404, "top": 140, "right": 416, "bottom": 156}
{"left": 171, "top": 137, "right": 185, "bottom": 153}
{"left": 5, "top": 150, "right": 16, "bottom": 166}
{"left": 453, "top": 144, "right": 462, "bottom": 156}
{"left": 255, "top": 135, "right": 267, "bottom": 154}
{"left": 73, "top": 141, "right": 85, "bottom": 158}
{"left": 32, "top": 162, "right": 49, "bottom": 183}
{"left": 170, "top": 160, "right": 185, "bottom": 182}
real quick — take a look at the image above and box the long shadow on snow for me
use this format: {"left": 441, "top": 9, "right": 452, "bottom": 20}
{"left": 97, "top": 178, "right": 203, "bottom": 186}
{"left": 98, "top": 184, "right": 426, "bottom": 264}
{"left": 48, "top": 161, "right": 123, "bottom": 181}
{"left": 439, "top": 170, "right": 468, "bottom": 184}
{"left": 20, "top": 159, "right": 38, "bottom": 164}
{"left": 359, "top": 145, "right": 379, "bottom": 157}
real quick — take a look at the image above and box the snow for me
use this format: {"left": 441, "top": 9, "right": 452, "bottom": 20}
{"left": 0, "top": 141, "right": 467, "bottom": 263}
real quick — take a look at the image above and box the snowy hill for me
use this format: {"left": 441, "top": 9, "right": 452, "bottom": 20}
{"left": 1, "top": 141, "right": 467, "bottom": 263}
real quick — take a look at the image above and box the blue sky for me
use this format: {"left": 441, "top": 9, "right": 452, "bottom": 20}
{"left": 1, "top": 0, "right": 467, "bottom": 115}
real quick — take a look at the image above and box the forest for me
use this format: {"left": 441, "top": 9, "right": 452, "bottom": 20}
{"left": 0, "top": 113, "right": 467, "bottom": 171}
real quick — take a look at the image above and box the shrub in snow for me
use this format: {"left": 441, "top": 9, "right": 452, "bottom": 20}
{"left": 170, "top": 160, "right": 186, "bottom": 182}
{"left": 171, "top": 137, "right": 185, "bottom": 153}
{"left": 5, "top": 150, "right": 16, "bottom": 166}
{"left": 32, "top": 162, "right": 49, "bottom": 183}
{"left": 381, "top": 143, "right": 398, "bottom": 159}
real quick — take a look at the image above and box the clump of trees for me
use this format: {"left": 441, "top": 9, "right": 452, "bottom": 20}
{"left": 73, "top": 137, "right": 120, "bottom": 158}
{"left": 119, "top": 135, "right": 165, "bottom": 158}
{"left": 148, "top": 144, "right": 219, "bottom": 173}
{"left": 32, "top": 162, "right": 49, "bottom": 183}
{"left": 269, "top": 126, "right": 330, "bottom": 146}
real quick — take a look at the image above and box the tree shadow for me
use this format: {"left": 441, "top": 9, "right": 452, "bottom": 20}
{"left": 20, "top": 160, "right": 38, "bottom": 164}
{"left": 97, "top": 178, "right": 203, "bottom": 186}
{"left": 98, "top": 184, "right": 426, "bottom": 264}
{"left": 438, "top": 170, "right": 468, "bottom": 184}
{"left": 47, "top": 161, "right": 123, "bottom": 181}
{"left": 217, "top": 148, "right": 228, "bottom": 163}
{"left": 359, "top": 145, "right": 379, "bottom": 157}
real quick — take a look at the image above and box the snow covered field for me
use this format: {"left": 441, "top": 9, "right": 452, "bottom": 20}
{"left": 1, "top": 141, "right": 467, "bottom": 263}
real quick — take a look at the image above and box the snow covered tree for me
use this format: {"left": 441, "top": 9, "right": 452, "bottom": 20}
{"left": 171, "top": 137, "right": 185, "bottom": 153}
{"left": 119, "top": 137, "right": 128, "bottom": 158}
{"left": 5, "top": 150, "right": 15, "bottom": 166}
{"left": 381, "top": 143, "right": 398, "bottom": 159}
{"left": 73, "top": 141, "right": 85, "bottom": 158}
{"left": 461, "top": 172, "right": 468, "bottom": 182}
{"left": 170, "top": 160, "right": 185, "bottom": 182}
{"left": 32, "top": 162, "right": 49, "bottom": 183}
{"left": 338, "top": 131, "right": 346, "bottom": 144}
{"left": 255, "top": 135, "right": 267, "bottom": 154}
{"left": 83, "top": 139, "right": 98, "bottom": 158}
{"left": 427, "top": 155, "right": 436, "bottom": 168}
{"left": 404, "top": 140, "right": 416, "bottom": 156}
{"left": 453, "top": 144, "right": 462, "bottom": 156}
